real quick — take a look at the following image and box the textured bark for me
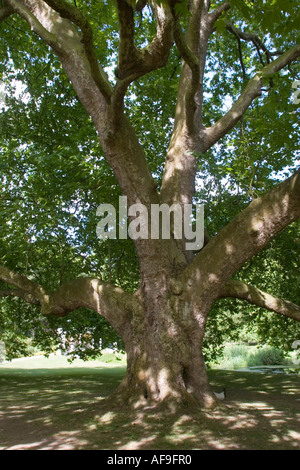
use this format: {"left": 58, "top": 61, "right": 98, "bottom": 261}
{"left": 111, "top": 270, "right": 219, "bottom": 409}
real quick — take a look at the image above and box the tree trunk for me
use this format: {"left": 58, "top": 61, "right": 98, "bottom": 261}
{"left": 110, "top": 267, "right": 219, "bottom": 410}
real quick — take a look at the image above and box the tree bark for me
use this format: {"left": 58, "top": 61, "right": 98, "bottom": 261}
{"left": 112, "top": 272, "right": 219, "bottom": 409}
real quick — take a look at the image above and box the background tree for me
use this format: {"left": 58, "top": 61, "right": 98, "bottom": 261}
{"left": 0, "top": 0, "right": 299, "bottom": 409}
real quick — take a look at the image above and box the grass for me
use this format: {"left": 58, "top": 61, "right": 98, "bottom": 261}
{"left": 0, "top": 355, "right": 300, "bottom": 450}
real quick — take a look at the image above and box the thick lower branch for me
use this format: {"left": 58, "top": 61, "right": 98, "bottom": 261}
{"left": 184, "top": 169, "right": 300, "bottom": 303}
{"left": 0, "top": 265, "right": 140, "bottom": 339}
{"left": 40, "top": 277, "right": 140, "bottom": 339}
{"left": 220, "top": 279, "right": 300, "bottom": 322}
{"left": 0, "top": 289, "right": 40, "bottom": 305}
{"left": 0, "top": 265, "right": 46, "bottom": 303}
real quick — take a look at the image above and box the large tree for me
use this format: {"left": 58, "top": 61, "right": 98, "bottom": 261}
{"left": 0, "top": 0, "right": 299, "bottom": 409}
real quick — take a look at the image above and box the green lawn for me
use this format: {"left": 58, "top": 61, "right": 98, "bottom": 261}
{"left": 0, "top": 355, "right": 300, "bottom": 450}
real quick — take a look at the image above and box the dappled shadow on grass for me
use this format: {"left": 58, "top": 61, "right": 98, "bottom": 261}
{"left": 0, "top": 367, "right": 299, "bottom": 450}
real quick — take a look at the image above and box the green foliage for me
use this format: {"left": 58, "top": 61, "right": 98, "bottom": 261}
{"left": 211, "top": 343, "right": 288, "bottom": 369}
{"left": 220, "top": 344, "right": 250, "bottom": 369}
{"left": 247, "top": 346, "right": 285, "bottom": 367}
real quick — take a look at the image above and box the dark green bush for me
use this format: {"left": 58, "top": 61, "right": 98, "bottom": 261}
{"left": 247, "top": 346, "right": 285, "bottom": 366}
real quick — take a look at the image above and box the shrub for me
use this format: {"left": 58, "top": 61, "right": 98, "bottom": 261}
{"left": 224, "top": 344, "right": 249, "bottom": 359}
{"left": 217, "top": 343, "right": 250, "bottom": 369}
{"left": 247, "top": 346, "right": 285, "bottom": 366}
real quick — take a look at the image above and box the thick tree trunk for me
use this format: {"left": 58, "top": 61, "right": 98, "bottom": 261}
{"left": 118, "top": 339, "right": 217, "bottom": 410}
{"left": 116, "top": 326, "right": 218, "bottom": 410}
{"left": 110, "top": 269, "right": 219, "bottom": 410}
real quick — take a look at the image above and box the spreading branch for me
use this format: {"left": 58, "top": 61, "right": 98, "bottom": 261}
{"left": 225, "top": 20, "right": 278, "bottom": 85}
{"left": 5, "top": 0, "right": 112, "bottom": 102}
{"left": 4, "top": 1, "right": 157, "bottom": 209}
{"left": 0, "top": 264, "right": 141, "bottom": 338}
{"left": 184, "top": 169, "right": 300, "bottom": 301}
{"left": 39, "top": 277, "right": 139, "bottom": 338}
{"left": 201, "top": 43, "right": 300, "bottom": 150}
{"left": 4, "top": 0, "right": 59, "bottom": 47}
{"left": 112, "top": 0, "right": 174, "bottom": 111}
{"left": 0, "top": 265, "right": 47, "bottom": 303}
{"left": 0, "top": 289, "right": 40, "bottom": 306}
{"left": 40, "top": 0, "right": 113, "bottom": 101}
{"left": 226, "top": 20, "right": 273, "bottom": 66}
{"left": 208, "top": 1, "right": 230, "bottom": 26}
{"left": 221, "top": 279, "right": 300, "bottom": 322}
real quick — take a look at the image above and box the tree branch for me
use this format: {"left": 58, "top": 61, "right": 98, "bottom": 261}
{"left": 0, "top": 264, "right": 141, "bottom": 338}
{"left": 4, "top": 0, "right": 59, "bottom": 47}
{"left": 201, "top": 44, "right": 300, "bottom": 151}
{"left": 39, "top": 277, "right": 141, "bottom": 339}
{"left": 6, "top": 1, "right": 159, "bottom": 221}
{"left": 0, "top": 265, "right": 47, "bottom": 303}
{"left": 220, "top": 279, "right": 300, "bottom": 322}
{"left": 226, "top": 20, "right": 272, "bottom": 65}
{"left": 168, "top": 0, "right": 202, "bottom": 107}
{"left": 146, "top": 0, "right": 174, "bottom": 67}
{"left": 0, "top": 289, "right": 40, "bottom": 305}
{"left": 5, "top": 0, "right": 112, "bottom": 102}
{"left": 208, "top": 1, "right": 230, "bottom": 23}
{"left": 229, "top": 24, "right": 247, "bottom": 80}
{"left": 111, "top": 0, "right": 173, "bottom": 112}
{"left": 0, "top": 4, "right": 14, "bottom": 21}
{"left": 184, "top": 169, "right": 300, "bottom": 302}
{"left": 171, "top": 0, "right": 202, "bottom": 60}
{"left": 39, "top": 0, "right": 113, "bottom": 102}
{"left": 172, "top": 16, "right": 200, "bottom": 78}
{"left": 115, "top": 0, "right": 138, "bottom": 79}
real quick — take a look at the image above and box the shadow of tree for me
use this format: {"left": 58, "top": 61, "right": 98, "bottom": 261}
{"left": 0, "top": 367, "right": 299, "bottom": 450}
